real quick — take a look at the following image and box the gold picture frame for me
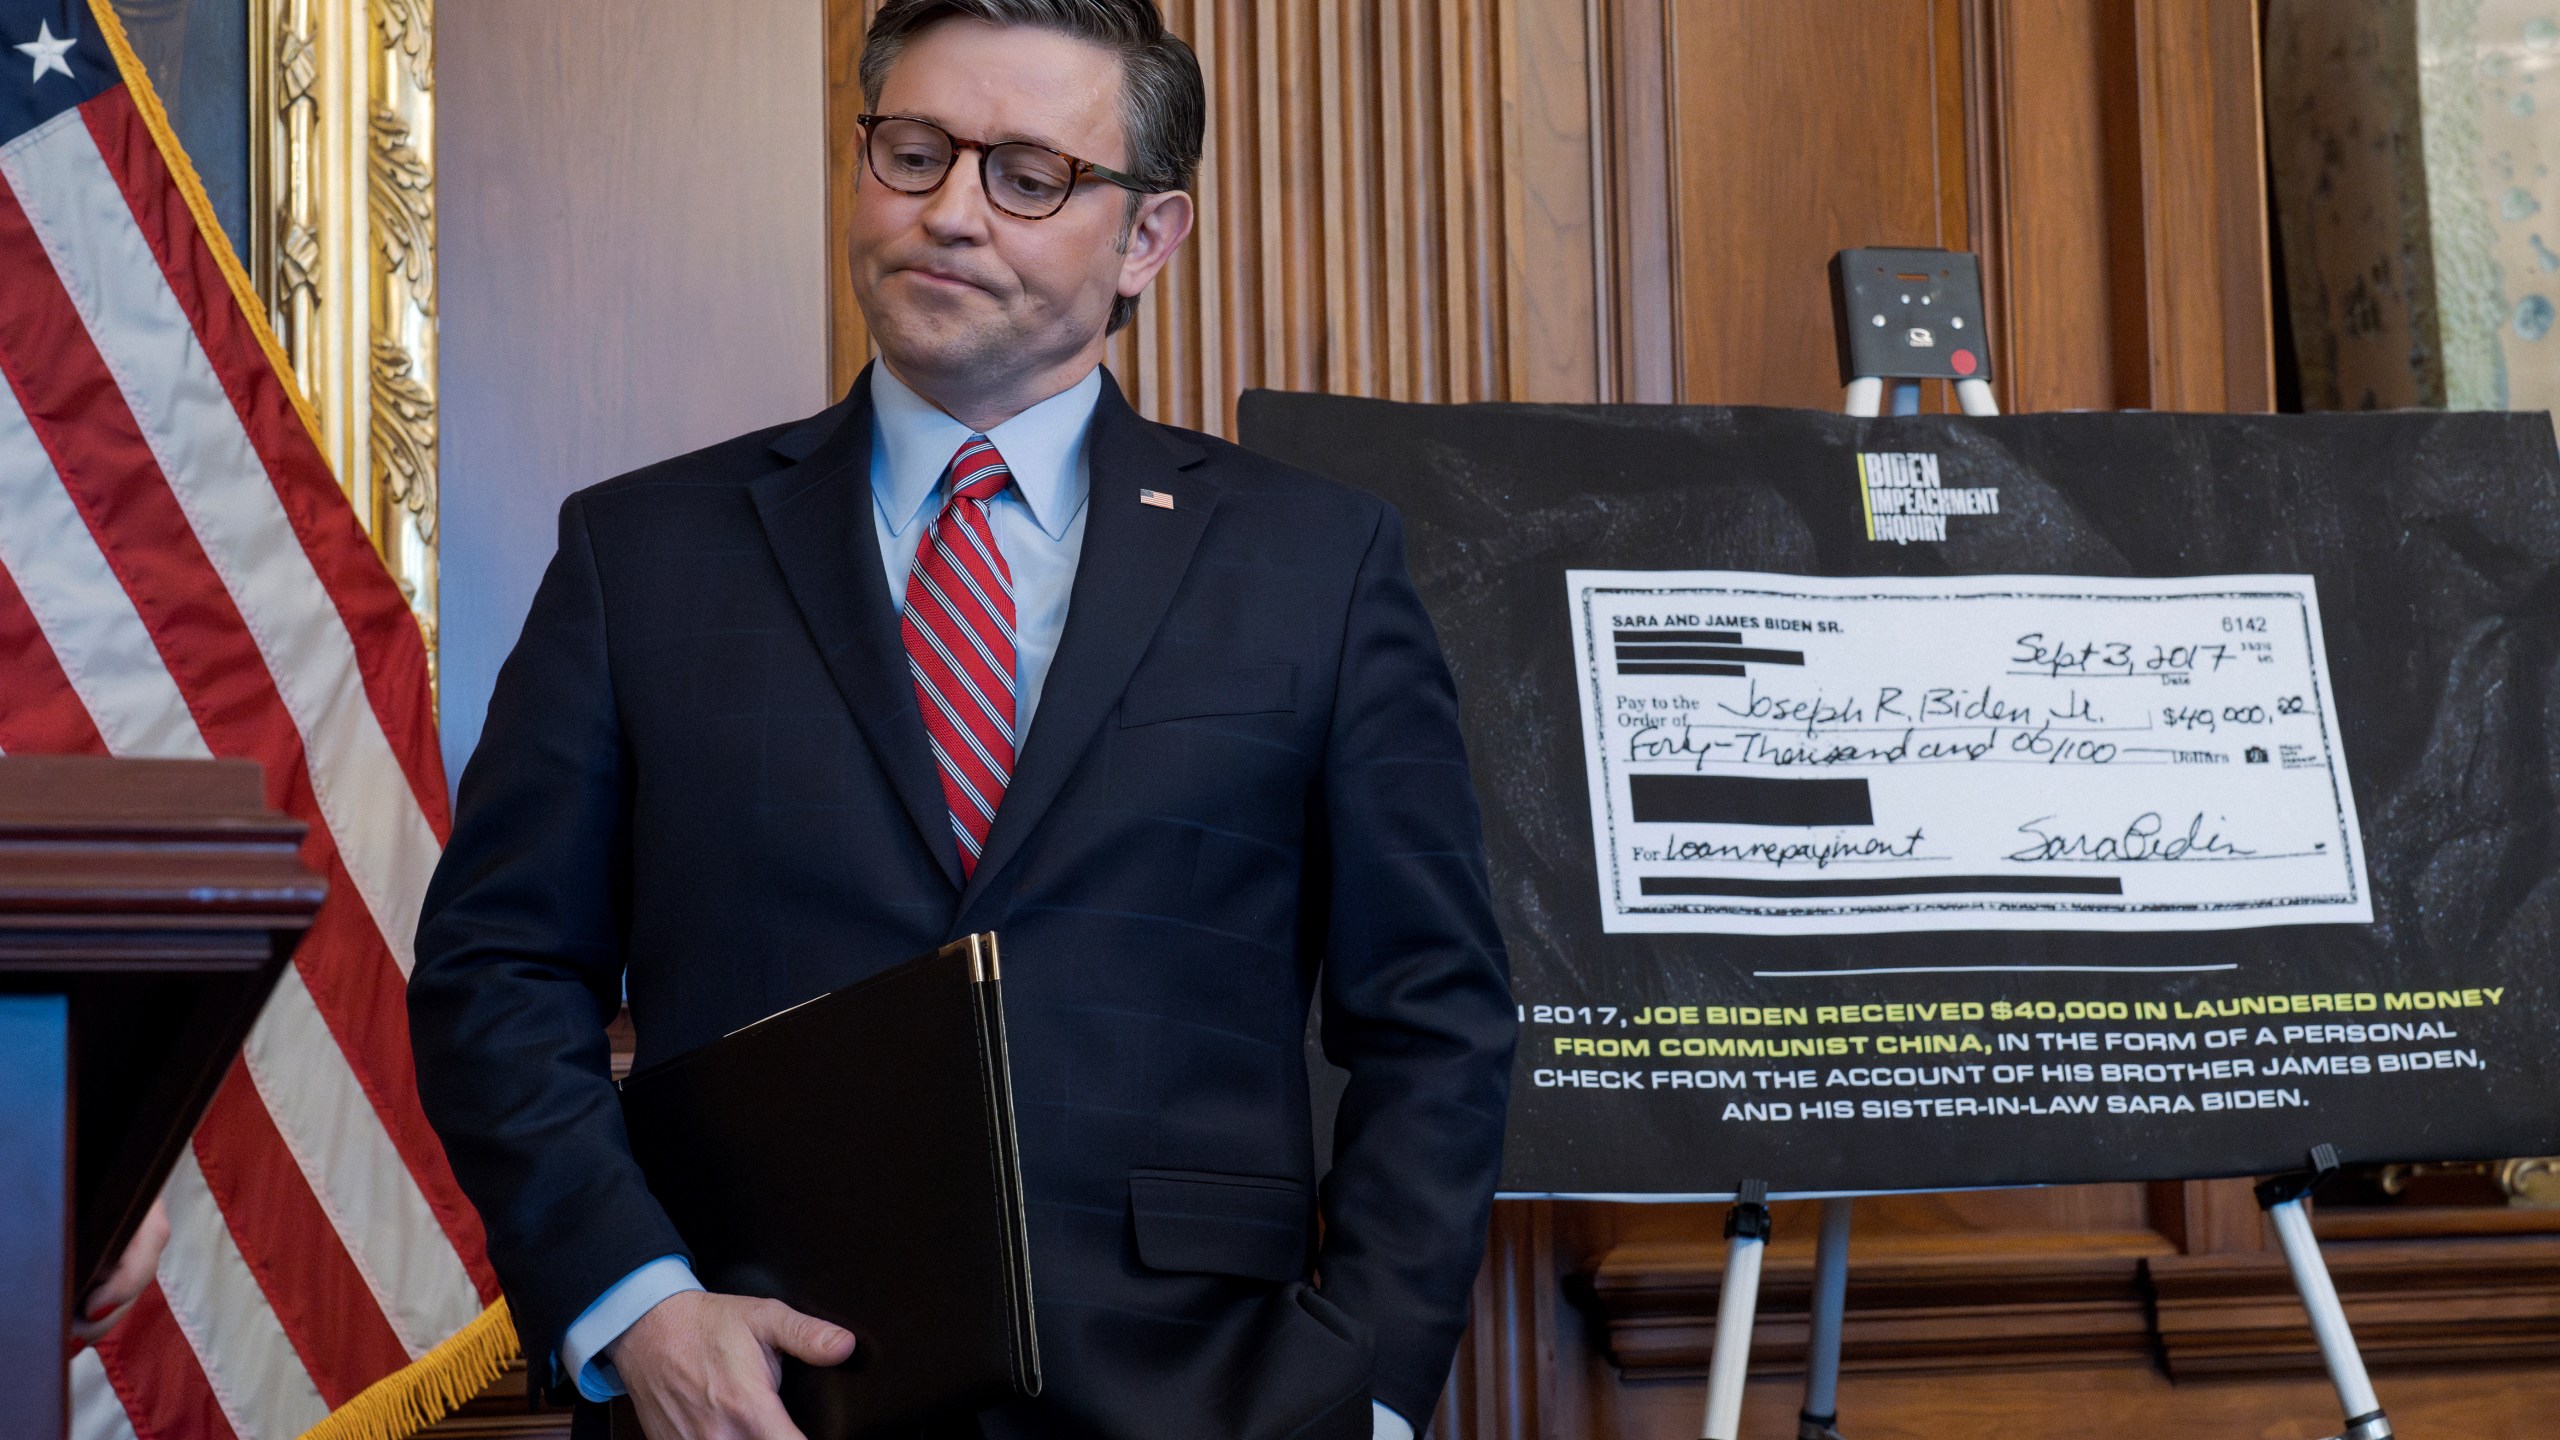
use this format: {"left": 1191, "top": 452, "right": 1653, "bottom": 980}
{"left": 248, "top": 0, "right": 437, "bottom": 681}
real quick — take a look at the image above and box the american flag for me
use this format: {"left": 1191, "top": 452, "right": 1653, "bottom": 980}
{"left": 1, "top": 3, "right": 507, "bottom": 1437}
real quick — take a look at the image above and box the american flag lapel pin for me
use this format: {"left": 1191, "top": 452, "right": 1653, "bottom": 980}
{"left": 1139, "top": 488, "right": 1175, "bottom": 510}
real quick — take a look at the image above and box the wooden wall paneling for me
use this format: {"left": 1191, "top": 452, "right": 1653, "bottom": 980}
{"left": 1282, "top": 0, "right": 1332, "bottom": 397}
{"left": 1969, "top": 0, "right": 2150, "bottom": 412}
{"left": 1331, "top": 0, "right": 1363, "bottom": 397}
{"left": 1598, "top": 0, "right": 1678, "bottom": 402}
{"left": 1382, "top": 0, "right": 1420, "bottom": 401}
{"left": 1571, "top": 1230, "right": 2560, "bottom": 1437}
{"left": 2124, "top": 0, "right": 2276, "bottom": 413}
{"left": 1583, "top": 1228, "right": 2173, "bottom": 1379}
{"left": 2205, "top": 0, "right": 2277, "bottom": 415}
{"left": 1969, "top": 0, "right": 2275, "bottom": 417}
{"left": 2150, "top": 1236, "right": 2560, "bottom": 1378}
{"left": 827, "top": 0, "right": 880, "bottom": 398}
{"left": 2099, "top": 0, "right": 2159, "bottom": 413}
{"left": 1499, "top": 0, "right": 1604, "bottom": 402}
{"left": 1090, "top": 1, "right": 1566, "bottom": 435}
{"left": 1659, "top": 0, "right": 1973, "bottom": 410}
{"left": 1456, "top": 0, "right": 1506, "bottom": 401}
{"left": 2148, "top": 1176, "right": 2272, "bottom": 1255}
{"left": 1610, "top": 1360, "right": 2560, "bottom": 1440}
{"left": 1192, "top": 0, "right": 1233, "bottom": 425}
{"left": 1429, "top": 1200, "right": 1563, "bottom": 1440}
{"left": 1139, "top": 0, "right": 1201, "bottom": 432}
{"left": 1251, "top": 0, "right": 1287, "bottom": 392}
{"left": 1969, "top": 0, "right": 2128, "bottom": 414}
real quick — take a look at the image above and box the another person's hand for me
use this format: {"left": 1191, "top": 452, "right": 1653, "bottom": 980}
{"left": 608, "top": 1291, "right": 856, "bottom": 1440}
{"left": 72, "top": 1199, "right": 169, "bottom": 1344}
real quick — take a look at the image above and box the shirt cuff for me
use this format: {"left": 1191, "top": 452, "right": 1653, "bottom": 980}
{"left": 559, "top": 1255, "right": 704, "bottom": 1401}
{"left": 1372, "top": 1399, "right": 1415, "bottom": 1440}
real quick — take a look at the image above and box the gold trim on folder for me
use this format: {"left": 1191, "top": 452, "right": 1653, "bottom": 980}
{"left": 944, "top": 931, "right": 1000, "bottom": 984}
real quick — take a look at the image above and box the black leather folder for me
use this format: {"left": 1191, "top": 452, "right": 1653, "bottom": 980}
{"left": 619, "top": 933, "right": 1038, "bottom": 1436}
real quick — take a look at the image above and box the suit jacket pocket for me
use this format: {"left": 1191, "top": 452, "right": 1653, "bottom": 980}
{"left": 1128, "top": 1169, "right": 1314, "bottom": 1282}
{"left": 1119, "top": 663, "right": 1297, "bottom": 727}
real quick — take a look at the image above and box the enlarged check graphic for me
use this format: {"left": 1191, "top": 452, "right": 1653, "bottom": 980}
{"left": 1565, "top": 571, "right": 2374, "bottom": 935}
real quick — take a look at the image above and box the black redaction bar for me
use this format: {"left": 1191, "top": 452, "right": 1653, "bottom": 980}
{"left": 1616, "top": 644, "right": 1807, "bottom": 662}
{"left": 1611, "top": 634, "right": 1805, "bottom": 678}
{"left": 1629, "top": 774, "right": 1874, "bottom": 827}
{"left": 1620, "top": 663, "right": 1746, "bottom": 677}
{"left": 1613, "top": 641, "right": 1805, "bottom": 667}
{"left": 1617, "top": 638, "right": 1802, "bottom": 661}
{"left": 1614, "top": 629, "right": 1744, "bottom": 644}
{"left": 1640, "top": 875, "right": 2126, "bottom": 898}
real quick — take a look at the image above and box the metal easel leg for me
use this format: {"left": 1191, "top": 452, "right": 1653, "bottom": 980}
{"left": 2257, "top": 1146, "right": 2392, "bottom": 1440}
{"left": 1700, "top": 1180, "right": 1773, "bottom": 1440}
{"left": 1795, "top": 1197, "right": 1852, "bottom": 1440}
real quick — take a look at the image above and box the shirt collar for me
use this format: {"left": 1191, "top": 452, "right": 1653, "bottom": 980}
{"left": 870, "top": 362, "right": 1100, "bottom": 541}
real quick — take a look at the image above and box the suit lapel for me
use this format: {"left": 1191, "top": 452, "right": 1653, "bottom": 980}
{"left": 959, "top": 373, "right": 1214, "bottom": 914}
{"left": 750, "top": 368, "right": 964, "bottom": 891}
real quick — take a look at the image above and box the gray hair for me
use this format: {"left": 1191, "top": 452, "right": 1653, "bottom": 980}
{"left": 859, "top": 0, "right": 1204, "bottom": 334}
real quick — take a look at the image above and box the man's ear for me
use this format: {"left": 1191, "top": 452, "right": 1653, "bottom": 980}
{"left": 1116, "top": 190, "right": 1196, "bottom": 303}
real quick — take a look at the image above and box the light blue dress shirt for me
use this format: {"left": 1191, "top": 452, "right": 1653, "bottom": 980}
{"left": 554, "top": 364, "right": 1411, "bottom": 1440}
{"left": 865, "top": 360, "right": 1095, "bottom": 739}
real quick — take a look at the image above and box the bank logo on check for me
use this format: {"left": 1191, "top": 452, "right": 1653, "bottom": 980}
{"left": 1565, "top": 570, "right": 2374, "bottom": 936}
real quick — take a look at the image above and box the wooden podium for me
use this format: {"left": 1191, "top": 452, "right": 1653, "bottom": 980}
{"left": 0, "top": 756, "right": 325, "bottom": 1439}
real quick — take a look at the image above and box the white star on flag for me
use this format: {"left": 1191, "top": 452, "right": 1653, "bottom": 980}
{"left": 14, "top": 18, "right": 74, "bottom": 82}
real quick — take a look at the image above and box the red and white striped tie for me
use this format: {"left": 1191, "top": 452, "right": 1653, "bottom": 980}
{"left": 903, "top": 435, "right": 1019, "bottom": 876}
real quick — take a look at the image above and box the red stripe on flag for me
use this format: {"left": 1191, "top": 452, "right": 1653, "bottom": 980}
{"left": 0, "top": 559, "right": 107, "bottom": 754}
{"left": 191, "top": 1061, "right": 416, "bottom": 1404}
{"left": 78, "top": 88, "right": 450, "bottom": 838}
{"left": 0, "top": 172, "right": 271, "bottom": 762}
{"left": 91, "top": 1283, "right": 243, "bottom": 1440}
{"left": 0, "top": 172, "right": 498, "bottom": 1297}
{"left": 293, "top": 863, "right": 501, "bottom": 1302}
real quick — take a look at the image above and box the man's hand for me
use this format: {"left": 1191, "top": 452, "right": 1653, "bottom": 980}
{"left": 72, "top": 1199, "right": 169, "bottom": 1344}
{"left": 608, "top": 1291, "right": 856, "bottom": 1440}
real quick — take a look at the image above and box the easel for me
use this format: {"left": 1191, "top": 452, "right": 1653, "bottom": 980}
{"left": 2258, "top": 1148, "right": 2395, "bottom": 1440}
{"left": 1692, "top": 250, "right": 2392, "bottom": 1440}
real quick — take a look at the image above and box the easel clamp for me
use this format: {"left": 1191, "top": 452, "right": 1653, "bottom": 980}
{"left": 1725, "top": 1179, "right": 1772, "bottom": 1241}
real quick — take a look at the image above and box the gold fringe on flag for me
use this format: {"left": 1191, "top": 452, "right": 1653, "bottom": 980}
{"left": 84, "top": 0, "right": 330, "bottom": 454}
{"left": 299, "top": 1300, "right": 520, "bottom": 1440}
{"left": 84, "top": 5, "right": 522, "bottom": 1438}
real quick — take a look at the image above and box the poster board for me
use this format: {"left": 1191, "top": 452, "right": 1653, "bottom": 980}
{"left": 1241, "top": 395, "right": 2560, "bottom": 1198}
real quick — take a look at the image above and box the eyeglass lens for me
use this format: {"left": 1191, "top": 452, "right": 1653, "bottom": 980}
{"left": 867, "top": 118, "right": 1081, "bottom": 219}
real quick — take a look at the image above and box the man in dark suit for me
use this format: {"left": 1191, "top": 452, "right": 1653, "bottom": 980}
{"left": 408, "top": 2, "right": 1515, "bottom": 1437}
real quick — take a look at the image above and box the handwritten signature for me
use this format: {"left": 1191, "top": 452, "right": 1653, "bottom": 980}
{"left": 2006, "top": 812, "right": 2254, "bottom": 863}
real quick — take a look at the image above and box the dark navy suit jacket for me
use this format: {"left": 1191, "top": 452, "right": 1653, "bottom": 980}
{"left": 408, "top": 370, "right": 1516, "bottom": 1438}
